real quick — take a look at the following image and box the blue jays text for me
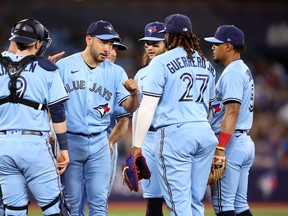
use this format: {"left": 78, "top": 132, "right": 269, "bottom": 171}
{"left": 64, "top": 81, "right": 112, "bottom": 101}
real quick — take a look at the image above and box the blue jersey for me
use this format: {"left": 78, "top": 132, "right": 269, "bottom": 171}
{"left": 143, "top": 47, "right": 216, "bottom": 128}
{"left": 209, "top": 59, "right": 254, "bottom": 136}
{"left": 134, "top": 66, "right": 156, "bottom": 126}
{"left": 0, "top": 53, "right": 68, "bottom": 131}
{"left": 107, "top": 104, "right": 129, "bottom": 134}
{"left": 56, "top": 52, "right": 130, "bottom": 134}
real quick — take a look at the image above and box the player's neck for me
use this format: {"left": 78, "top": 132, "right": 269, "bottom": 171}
{"left": 82, "top": 50, "right": 101, "bottom": 68}
{"left": 15, "top": 50, "right": 36, "bottom": 56}
{"left": 223, "top": 53, "right": 241, "bottom": 68}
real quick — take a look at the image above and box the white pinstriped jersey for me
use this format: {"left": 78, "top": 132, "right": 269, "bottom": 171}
{"left": 56, "top": 52, "right": 130, "bottom": 134}
{"left": 143, "top": 47, "right": 216, "bottom": 128}
{"left": 209, "top": 59, "right": 254, "bottom": 136}
{"left": 0, "top": 53, "right": 69, "bottom": 131}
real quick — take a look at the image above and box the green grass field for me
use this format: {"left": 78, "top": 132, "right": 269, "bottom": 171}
{"left": 27, "top": 202, "right": 288, "bottom": 215}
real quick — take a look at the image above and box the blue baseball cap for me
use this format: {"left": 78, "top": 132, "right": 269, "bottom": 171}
{"left": 86, "top": 20, "right": 120, "bottom": 42}
{"left": 160, "top": 14, "right": 192, "bottom": 33}
{"left": 113, "top": 42, "right": 128, "bottom": 51}
{"left": 138, "top": 22, "right": 165, "bottom": 41}
{"left": 204, "top": 25, "right": 244, "bottom": 45}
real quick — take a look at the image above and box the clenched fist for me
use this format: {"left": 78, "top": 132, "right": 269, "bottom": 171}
{"left": 123, "top": 79, "right": 138, "bottom": 97}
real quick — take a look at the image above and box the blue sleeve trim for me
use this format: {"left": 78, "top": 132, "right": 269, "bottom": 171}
{"left": 143, "top": 91, "right": 161, "bottom": 98}
{"left": 38, "top": 57, "right": 58, "bottom": 71}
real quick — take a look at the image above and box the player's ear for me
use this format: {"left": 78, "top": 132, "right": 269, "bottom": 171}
{"left": 86, "top": 35, "right": 93, "bottom": 46}
{"left": 34, "top": 40, "right": 42, "bottom": 52}
{"left": 225, "top": 43, "right": 234, "bottom": 52}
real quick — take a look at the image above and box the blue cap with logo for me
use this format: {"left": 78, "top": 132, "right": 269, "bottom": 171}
{"left": 160, "top": 13, "right": 192, "bottom": 33}
{"left": 138, "top": 21, "right": 165, "bottom": 41}
{"left": 204, "top": 25, "right": 244, "bottom": 45}
{"left": 86, "top": 20, "right": 120, "bottom": 42}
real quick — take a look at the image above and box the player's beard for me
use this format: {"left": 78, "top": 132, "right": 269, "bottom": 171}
{"left": 214, "top": 59, "right": 221, "bottom": 64}
{"left": 90, "top": 47, "right": 106, "bottom": 64}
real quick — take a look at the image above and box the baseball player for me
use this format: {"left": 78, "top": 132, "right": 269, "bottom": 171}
{"left": 56, "top": 20, "right": 139, "bottom": 215}
{"left": 107, "top": 41, "right": 128, "bottom": 63}
{"left": 0, "top": 17, "right": 70, "bottom": 215}
{"left": 0, "top": 21, "right": 67, "bottom": 216}
{"left": 132, "top": 21, "right": 166, "bottom": 216}
{"left": 78, "top": 40, "right": 130, "bottom": 215}
{"left": 130, "top": 14, "right": 218, "bottom": 216}
{"left": 106, "top": 41, "right": 129, "bottom": 196}
{"left": 204, "top": 25, "right": 255, "bottom": 216}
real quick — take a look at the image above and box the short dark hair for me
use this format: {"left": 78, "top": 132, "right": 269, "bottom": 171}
{"left": 233, "top": 44, "right": 245, "bottom": 53}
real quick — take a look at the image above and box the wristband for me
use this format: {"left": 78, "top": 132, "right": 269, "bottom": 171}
{"left": 56, "top": 132, "right": 68, "bottom": 150}
{"left": 216, "top": 146, "right": 225, "bottom": 151}
{"left": 217, "top": 132, "right": 232, "bottom": 149}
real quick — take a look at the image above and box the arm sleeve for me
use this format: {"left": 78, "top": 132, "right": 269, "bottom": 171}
{"left": 49, "top": 102, "right": 66, "bottom": 123}
{"left": 133, "top": 95, "right": 160, "bottom": 148}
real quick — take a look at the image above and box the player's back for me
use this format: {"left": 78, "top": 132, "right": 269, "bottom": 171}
{"left": 144, "top": 47, "right": 216, "bottom": 128}
{"left": 0, "top": 53, "right": 67, "bottom": 131}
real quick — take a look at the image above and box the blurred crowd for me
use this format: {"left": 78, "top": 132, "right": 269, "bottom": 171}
{"left": 251, "top": 58, "right": 288, "bottom": 168}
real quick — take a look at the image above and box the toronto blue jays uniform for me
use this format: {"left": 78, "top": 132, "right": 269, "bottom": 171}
{"left": 0, "top": 50, "right": 10, "bottom": 216}
{"left": 134, "top": 66, "right": 162, "bottom": 199}
{"left": 143, "top": 47, "right": 218, "bottom": 216}
{"left": 107, "top": 105, "right": 130, "bottom": 195}
{"left": 78, "top": 104, "right": 129, "bottom": 216}
{"left": 57, "top": 53, "right": 130, "bottom": 216}
{"left": 209, "top": 59, "right": 255, "bottom": 214}
{"left": 0, "top": 53, "right": 69, "bottom": 215}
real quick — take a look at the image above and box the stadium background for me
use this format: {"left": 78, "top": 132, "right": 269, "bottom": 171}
{"left": 0, "top": 0, "right": 287, "bottom": 207}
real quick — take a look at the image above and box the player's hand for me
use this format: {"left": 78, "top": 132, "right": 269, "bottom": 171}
{"left": 56, "top": 150, "right": 70, "bottom": 175}
{"left": 109, "top": 142, "right": 114, "bottom": 155}
{"left": 207, "top": 148, "right": 226, "bottom": 185}
{"left": 48, "top": 51, "right": 65, "bottom": 63}
{"left": 214, "top": 148, "right": 225, "bottom": 157}
{"left": 122, "top": 79, "right": 138, "bottom": 97}
{"left": 49, "top": 136, "right": 56, "bottom": 154}
{"left": 129, "top": 146, "right": 142, "bottom": 157}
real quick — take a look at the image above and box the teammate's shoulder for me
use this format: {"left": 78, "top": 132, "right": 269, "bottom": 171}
{"left": 103, "top": 60, "right": 125, "bottom": 71}
{"left": 135, "top": 66, "right": 148, "bottom": 77}
{"left": 37, "top": 57, "right": 58, "bottom": 71}
{"left": 57, "top": 52, "right": 81, "bottom": 63}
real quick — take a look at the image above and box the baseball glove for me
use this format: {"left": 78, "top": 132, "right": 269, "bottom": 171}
{"left": 122, "top": 153, "right": 151, "bottom": 192}
{"left": 207, "top": 155, "right": 226, "bottom": 185}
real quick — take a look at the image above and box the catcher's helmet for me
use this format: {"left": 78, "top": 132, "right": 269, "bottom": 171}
{"left": 9, "top": 17, "right": 52, "bottom": 55}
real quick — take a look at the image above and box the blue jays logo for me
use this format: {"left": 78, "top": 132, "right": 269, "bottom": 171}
{"left": 104, "top": 25, "right": 114, "bottom": 33}
{"left": 148, "top": 26, "right": 157, "bottom": 36}
{"left": 212, "top": 103, "right": 222, "bottom": 113}
{"left": 216, "top": 26, "right": 221, "bottom": 33}
{"left": 93, "top": 103, "right": 110, "bottom": 118}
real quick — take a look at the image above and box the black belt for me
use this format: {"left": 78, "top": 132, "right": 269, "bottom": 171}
{"left": 0, "top": 130, "right": 43, "bottom": 136}
{"left": 67, "top": 131, "right": 101, "bottom": 137}
{"left": 235, "top": 130, "right": 247, "bottom": 134}
{"left": 148, "top": 126, "right": 157, "bottom": 132}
